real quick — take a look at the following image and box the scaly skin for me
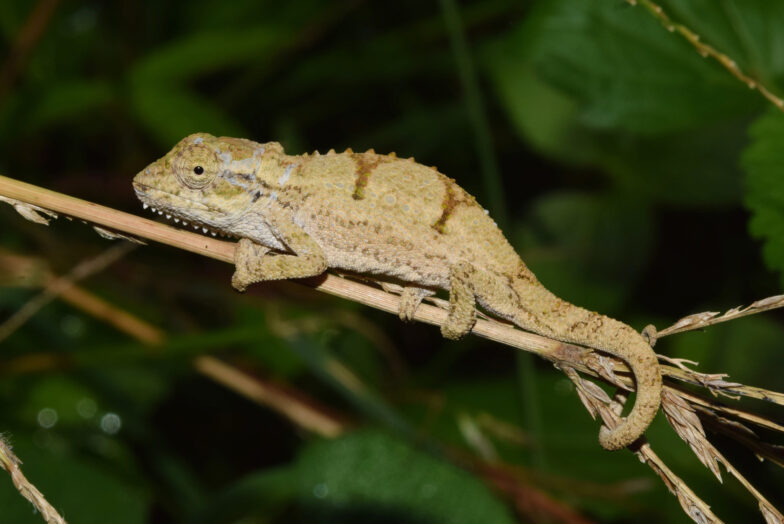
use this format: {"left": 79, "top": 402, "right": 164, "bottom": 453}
{"left": 133, "top": 133, "right": 662, "bottom": 450}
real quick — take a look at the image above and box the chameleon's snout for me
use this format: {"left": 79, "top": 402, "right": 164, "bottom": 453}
{"left": 133, "top": 162, "right": 159, "bottom": 191}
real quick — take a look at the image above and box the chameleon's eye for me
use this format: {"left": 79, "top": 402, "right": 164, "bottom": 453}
{"left": 173, "top": 145, "right": 219, "bottom": 189}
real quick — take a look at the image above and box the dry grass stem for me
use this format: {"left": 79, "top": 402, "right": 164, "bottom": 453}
{"left": 0, "top": 196, "right": 57, "bottom": 225}
{"left": 660, "top": 360, "right": 784, "bottom": 406}
{"left": 625, "top": 0, "right": 784, "bottom": 112}
{"left": 661, "top": 390, "right": 723, "bottom": 481}
{"left": 3, "top": 174, "right": 784, "bottom": 522}
{"left": 669, "top": 386, "right": 784, "bottom": 434}
{"left": 565, "top": 369, "right": 784, "bottom": 523}
{"left": 699, "top": 416, "right": 784, "bottom": 469}
{"left": 563, "top": 367, "right": 721, "bottom": 524}
{"left": 661, "top": 390, "right": 784, "bottom": 522}
{"left": 762, "top": 501, "right": 784, "bottom": 524}
{"left": 652, "top": 294, "right": 784, "bottom": 339}
{"left": 0, "top": 0, "right": 62, "bottom": 102}
{"left": 0, "top": 435, "right": 66, "bottom": 524}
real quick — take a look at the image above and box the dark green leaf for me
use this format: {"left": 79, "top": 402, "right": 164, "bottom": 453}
{"left": 524, "top": 0, "right": 757, "bottom": 134}
{"left": 484, "top": 0, "right": 767, "bottom": 207}
{"left": 518, "top": 191, "right": 653, "bottom": 312}
{"left": 193, "top": 467, "right": 297, "bottom": 524}
{"left": 294, "top": 429, "right": 516, "bottom": 524}
{"left": 743, "top": 108, "right": 784, "bottom": 285}
{"left": 25, "top": 80, "right": 115, "bottom": 133}
{"left": 129, "top": 28, "right": 282, "bottom": 85}
{"left": 130, "top": 86, "right": 244, "bottom": 147}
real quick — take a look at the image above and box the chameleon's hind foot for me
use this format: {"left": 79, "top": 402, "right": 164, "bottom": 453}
{"left": 441, "top": 262, "right": 477, "bottom": 340}
{"left": 441, "top": 312, "right": 476, "bottom": 340}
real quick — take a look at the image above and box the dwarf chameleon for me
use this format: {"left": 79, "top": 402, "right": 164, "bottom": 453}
{"left": 133, "top": 133, "right": 662, "bottom": 450}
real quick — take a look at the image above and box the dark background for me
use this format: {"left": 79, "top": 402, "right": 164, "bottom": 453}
{"left": 1, "top": 0, "right": 783, "bottom": 522}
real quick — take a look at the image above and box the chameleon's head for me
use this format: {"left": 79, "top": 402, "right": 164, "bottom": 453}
{"left": 133, "top": 133, "right": 275, "bottom": 233}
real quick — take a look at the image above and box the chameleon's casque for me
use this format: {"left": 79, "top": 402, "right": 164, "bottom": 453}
{"left": 134, "top": 133, "right": 662, "bottom": 450}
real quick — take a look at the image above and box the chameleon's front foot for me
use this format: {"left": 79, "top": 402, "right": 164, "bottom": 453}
{"left": 231, "top": 238, "right": 271, "bottom": 292}
{"left": 231, "top": 236, "right": 328, "bottom": 292}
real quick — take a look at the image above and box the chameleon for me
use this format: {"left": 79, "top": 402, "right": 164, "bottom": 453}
{"left": 133, "top": 133, "right": 662, "bottom": 450}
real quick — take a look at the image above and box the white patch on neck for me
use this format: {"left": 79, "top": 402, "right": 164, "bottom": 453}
{"left": 233, "top": 218, "right": 285, "bottom": 251}
{"left": 193, "top": 137, "right": 204, "bottom": 145}
{"left": 278, "top": 163, "right": 297, "bottom": 186}
{"left": 222, "top": 171, "right": 250, "bottom": 189}
{"left": 218, "top": 151, "right": 232, "bottom": 164}
{"left": 232, "top": 157, "right": 258, "bottom": 174}
{"left": 261, "top": 191, "right": 279, "bottom": 210}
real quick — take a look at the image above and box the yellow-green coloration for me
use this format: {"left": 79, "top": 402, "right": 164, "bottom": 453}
{"left": 213, "top": 179, "right": 246, "bottom": 199}
{"left": 134, "top": 133, "right": 663, "bottom": 451}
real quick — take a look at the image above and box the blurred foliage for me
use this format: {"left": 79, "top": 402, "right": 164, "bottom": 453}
{"left": 0, "top": 0, "right": 783, "bottom": 522}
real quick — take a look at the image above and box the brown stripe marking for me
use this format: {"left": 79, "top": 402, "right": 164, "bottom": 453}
{"left": 352, "top": 153, "right": 381, "bottom": 200}
{"left": 432, "top": 177, "right": 468, "bottom": 234}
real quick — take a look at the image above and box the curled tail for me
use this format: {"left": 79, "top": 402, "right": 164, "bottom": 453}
{"left": 584, "top": 317, "right": 662, "bottom": 450}
{"left": 512, "top": 279, "right": 662, "bottom": 450}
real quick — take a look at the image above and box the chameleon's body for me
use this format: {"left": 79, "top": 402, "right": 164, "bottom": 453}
{"left": 133, "top": 133, "right": 662, "bottom": 450}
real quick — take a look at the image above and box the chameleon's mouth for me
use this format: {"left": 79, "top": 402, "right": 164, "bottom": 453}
{"left": 134, "top": 184, "right": 237, "bottom": 239}
{"left": 133, "top": 183, "right": 211, "bottom": 211}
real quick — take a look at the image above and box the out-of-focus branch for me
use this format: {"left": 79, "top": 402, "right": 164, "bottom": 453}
{"left": 0, "top": 247, "right": 349, "bottom": 438}
{"left": 0, "top": 0, "right": 62, "bottom": 102}
{"left": 0, "top": 243, "right": 135, "bottom": 344}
